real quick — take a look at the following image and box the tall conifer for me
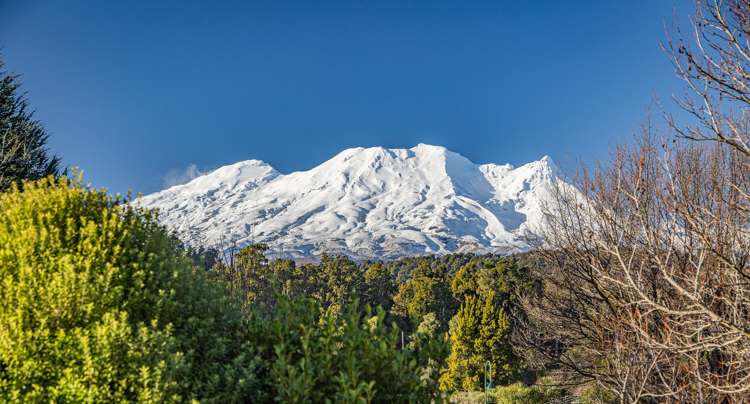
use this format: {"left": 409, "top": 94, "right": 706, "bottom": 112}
{"left": 0, "top": 58, "right": 61, "bottom": 191}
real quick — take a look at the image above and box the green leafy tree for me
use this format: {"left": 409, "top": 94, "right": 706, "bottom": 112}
{"left": 407, "top": 313, "right": 449, "bottom": 395}
{"left": 0, "top": 59, "right": 61, "bottom": 191}
{"left": 214, "top": 243, "right": 317, "bottom": 309}
{"left": 184, "top": 244, "right": 220, "bottom": 271}
{"left": 391, "top": 261, "right": 456, "bottom": 332}
{"left": 363, "top": 262, "right": 396, "bottom": 312}
{"left": 270, "top": 257, "right": 308, "bottom": 298}
{"left": 489, "top": 377, "right": 568, "bottom": 404}
{"left": 214, "top": 243, "right": 275, "bottom": 304}
{"left": 312, "top": 254, "right": 365, "bottom": 314}
{"left": 440, "top": 294, "right": 483, "bottom": 391}
{"left": 440, "top": 258, "right": 529, "bottom": 392}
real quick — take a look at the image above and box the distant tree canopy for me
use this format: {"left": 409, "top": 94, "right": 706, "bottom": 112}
{"left": 214, "top": 244, "right": 534, "bottom": 393}
{"left": 0, "top": 58, "right": 61, "bottom": 191}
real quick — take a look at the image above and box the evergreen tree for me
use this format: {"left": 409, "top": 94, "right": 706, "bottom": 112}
{"left": 214, "top": 243, "right": 272, "bottom": 302}
{"left": 269, "top": 258, "right": 306, "bottom": 298}
{"left": 0, "top": 59, "right": 61, "bottom": 191}
{"left": 407, "top": 312, "right": 450, "bottom": 394}
{"left": 363, "top": 262, "right": 396, "bottom": 312}
{"left": 391, "top": 261, "right": 456, "bottom": 332}
{"left": 440, "top": 294, "right": 483, "bottom": 391}
{"left": 313, "top": 254, "right": 364, "bottom": 314}
{"left": 439, "top": 258, "right": 528, "bottom": 392}
{"left": 440, "top": 293, "right": 516, "bottom": 392}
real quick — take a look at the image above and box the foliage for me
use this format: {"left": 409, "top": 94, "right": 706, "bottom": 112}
{"left": 215, "top": 247, "right": 370, "bottom": 315}
{"left": 213, "top": 243, "right": 537, "bottom": 397}
{"left": 577, "top": 382, "right": 616, "bottom": 404}
{"left": 312, "top": 254, "right": 366, "bottom": 315}
{"left": 440, "top": 258, "right": 528, "bottom": 392}
{"left": 0, "top": 177, "right": 262, "bottom": 402}
{"left": 214, "top": 243, "right": 274, "bottom": 305}
{"left": 362, "top": 262, "right": 396, "bottom": 313}
{"left": 449, "top": 376, "right": 567, "bottom": 404}
{"left": 0, "top": 176, "right": 452, "bottom": 402}
{"left": 387, "top": 254, "right": 476, "bottom": 285}
{"left": 0, "top": 58, "right": 61, "bottom": 191}
{"left": 248, "top": 297, "right": 443, "bottom": 403}
{"left": 489, "top": 380, "right": 565, "bottom": 404}
{"left": 184, "top": 243, "right": 220, "bottom": 271}
{"left": 391, "top": 261, "right": 456, "bottom": 333}
{"left": 212, "top": 246, "right": 451, "bottom": 401}
{"left": 407, "top": 313, "right": 450, "bottom": 395}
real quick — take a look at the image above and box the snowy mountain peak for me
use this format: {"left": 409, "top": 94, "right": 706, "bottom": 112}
{"left": 412, "top": 143, "right": 448, "bottom": 154}
{"left": 174, "top": 159, "right": 277, "bottom": 191}
{"left": 136, "top": 145, "right": 565, "bottom": 260}
{"left": 531, "top": 154, "right": 557, "bottom": 172}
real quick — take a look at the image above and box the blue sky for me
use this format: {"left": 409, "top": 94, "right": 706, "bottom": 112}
{"left": 1, "top": 0, "right": 689, "bottom": 194}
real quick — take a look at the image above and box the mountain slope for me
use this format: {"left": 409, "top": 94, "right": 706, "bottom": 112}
{"left": 135, "top": 144, "right": 562, "bottom": 259}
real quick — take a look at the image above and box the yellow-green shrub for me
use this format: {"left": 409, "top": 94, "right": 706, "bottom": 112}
{"left": 490, "top": 381, "right": 566, "bottom": 404}
{"left": 0, "top": 177, "right": 261, "bottom": 402}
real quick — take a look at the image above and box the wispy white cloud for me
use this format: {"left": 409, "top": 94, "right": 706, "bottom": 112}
{"left": 163, "top": 163, "right": 205, "bottom": 188}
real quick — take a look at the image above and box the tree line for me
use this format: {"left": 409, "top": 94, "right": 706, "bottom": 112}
{"left": 198, "top": 244, "right": 533, "bottom": 392}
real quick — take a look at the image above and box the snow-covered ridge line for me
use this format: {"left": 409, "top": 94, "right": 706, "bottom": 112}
{"left": 135, "top": 144, "right": 563, "bottom": 260}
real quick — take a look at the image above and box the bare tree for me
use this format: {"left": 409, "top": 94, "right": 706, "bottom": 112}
{"left": 665, "top": 0, "right": 750, "bottom": 157}
{"left": 524, "top": 133, "right": 750, "bottom": 402}
{"left": 521, "top": 2, "right": 750, "bottom": 402}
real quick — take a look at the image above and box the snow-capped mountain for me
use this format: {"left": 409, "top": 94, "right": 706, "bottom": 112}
{"left": 135, "top": 144, "right": 563, "bottom": 260}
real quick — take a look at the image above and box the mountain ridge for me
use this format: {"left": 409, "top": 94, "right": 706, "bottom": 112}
{"left": 136, "top": 144, "right": 562, "bottom": 260}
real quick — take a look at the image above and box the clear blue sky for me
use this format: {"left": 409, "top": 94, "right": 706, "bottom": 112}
{"left": 1, "top": 0, "right": 690, "bottom": 194}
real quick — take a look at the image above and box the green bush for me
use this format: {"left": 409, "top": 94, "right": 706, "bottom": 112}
{"left": 577, "top": 382, "right": 617, "bottom": 404}
{"left": 449, "top": 380, "right": 565, "bottom": 404}
{"left": 247, "top": 297, "right": 443, "bottom": 403}
{"left": 490, "top": 380, "right": 566, "bottom": 404}
{"left": 0, "top": 177, "right": 261, "bottom": 402}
